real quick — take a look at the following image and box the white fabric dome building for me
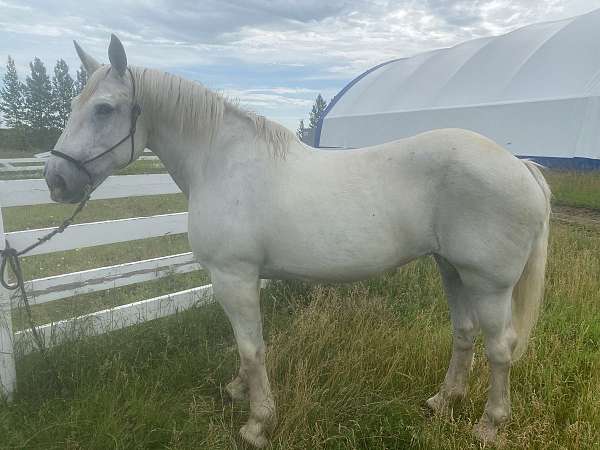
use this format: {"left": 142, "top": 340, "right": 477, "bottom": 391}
{"left": 316, "top": 8, "right": 600, "bottom": 169}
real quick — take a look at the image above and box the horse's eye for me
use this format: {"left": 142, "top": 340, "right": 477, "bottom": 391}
{"left": 95, "top": 103, "right": 114, "bottom": 115}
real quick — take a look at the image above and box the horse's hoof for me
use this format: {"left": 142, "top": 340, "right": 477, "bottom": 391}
{"left": 426, "top": 390, "right": 466, "bottom": 418}
{"left": 425, "top": 393, "right": 448, "bottom": 415}
{"left": 225, "top": 377, "right": 248, "bottom": 402}
{"left": 240, "top": 421, "right": 269, "bottom": 448}
{"left": 472, "top": 418, "right": 498, "bottom": 444}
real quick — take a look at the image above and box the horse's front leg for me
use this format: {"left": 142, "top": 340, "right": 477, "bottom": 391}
{"left": 212, "top": 267, "right": 276, "bottom": 448}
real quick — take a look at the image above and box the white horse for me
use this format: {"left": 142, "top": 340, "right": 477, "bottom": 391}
{"left": 45, "top": 35, "right": 551, "bottom": 447}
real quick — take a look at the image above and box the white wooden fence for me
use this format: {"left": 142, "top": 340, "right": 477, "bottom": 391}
{"left": 0, "top": 173, "right": 213, "bottom": 400}
{"left": 0, "top": 150, "right": 158, "bottom": 173}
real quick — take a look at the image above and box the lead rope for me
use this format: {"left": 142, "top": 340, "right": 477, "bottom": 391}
{"left": 0, "top": 188, "right": 91, "bottom": 391}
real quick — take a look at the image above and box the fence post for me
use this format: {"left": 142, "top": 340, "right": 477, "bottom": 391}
{"left": 0, "top": 200, "right": 16, "bottom": 401}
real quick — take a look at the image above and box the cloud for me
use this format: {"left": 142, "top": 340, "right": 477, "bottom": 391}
{"left": 223, "top": 88, "right": 315, "bottom": 109}
{"left": 4, "top": 1, "right": 596, "bottom": 72}
{"left": 1, "top": 0, "right": 599, "bottom": 130}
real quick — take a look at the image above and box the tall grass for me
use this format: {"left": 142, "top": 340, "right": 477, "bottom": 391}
{"left": 1, "top": 221, "right": 600, "bottom": 449}
{"left": 546, "top": 170, "right": 600, "bottom": 210}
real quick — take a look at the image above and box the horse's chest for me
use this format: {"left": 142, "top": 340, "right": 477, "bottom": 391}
{"left": 186, "top": 196, "right": 264, "bottom": 266}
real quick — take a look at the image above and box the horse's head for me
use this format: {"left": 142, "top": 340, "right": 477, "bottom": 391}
{"left": 45, "top": 34, "right": 146, "bottom": 203}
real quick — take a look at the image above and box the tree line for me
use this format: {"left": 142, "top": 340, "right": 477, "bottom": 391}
{"left": 297, "top": 93, "right": 327, "bottom": 146}
{"left": 1, "top": 53, "right": 330, "bottom": 151}
{"left": 0, "top": 56, "right": 88, "bottom": 151}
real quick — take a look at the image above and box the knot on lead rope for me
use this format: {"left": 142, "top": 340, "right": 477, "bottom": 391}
{"left": 0, "top": 245, "right": 17, "bottom": 258}
{"left": 0, "top": 242, "right": 20, "bottom": 291}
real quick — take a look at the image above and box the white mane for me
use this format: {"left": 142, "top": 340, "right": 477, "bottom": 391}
{"left": 78, "top": 66, "right": 296, "bottom": 158}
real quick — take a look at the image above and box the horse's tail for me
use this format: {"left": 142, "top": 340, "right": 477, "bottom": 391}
{"left": 511, "top": 160, "right": 551, "bottom": 361}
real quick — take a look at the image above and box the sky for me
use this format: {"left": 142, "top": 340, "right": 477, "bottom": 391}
{"left": 1, "top": 0, "right": 600, "bottom": 131}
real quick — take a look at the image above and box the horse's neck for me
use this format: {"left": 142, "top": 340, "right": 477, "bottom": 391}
{"left": 146, "top": 127, "right": 198, "bottom": 196}
{"left": 145, "top": 105, "right": 270, "bottom": 196}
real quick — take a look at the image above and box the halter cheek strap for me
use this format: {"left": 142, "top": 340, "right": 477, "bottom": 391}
{"left": 51, "top": 67, "right": 142, "bottom": 184}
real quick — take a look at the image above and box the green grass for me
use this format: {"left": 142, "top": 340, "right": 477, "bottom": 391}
{"left": 1, "top": 222, "right": 600, "bottom": 449}
{"left": 3, "top": 194, "right": 187, "bottom": 232}
{"left": 117, "top": 159, "right": 168, "bottom": 176}
{"left": 1, "top": 166, "right": 600, "bottom": 448}
{"left": 546, "top": 170, "right": 600, "bottom": 210}
{"left": 0, "top": 149, "right": 36, "bottom": 158}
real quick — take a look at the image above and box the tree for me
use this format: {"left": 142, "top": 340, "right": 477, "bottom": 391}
{"left": 51, "top": 59, "right": 75, "bottom": 128}
{"left": 75, "top": 64, "right": 88, "bottom": 94}
{"left": 296, "top": 119, "right": 307, "bottom": 141}
{"left": 308, "top": 94, "right": 327, "bottom": 130}
{"left": 24, "top": 57, "right": 53, "bottom": 129}
{"left": 296, "top": 94, "right": 327, "bottom": 146}
{"left": 0, "top": 56, "right": 25, "bottom": 128}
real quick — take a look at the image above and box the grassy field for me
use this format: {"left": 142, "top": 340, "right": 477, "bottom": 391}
{"left": 0, "top": 149, "right": 36, "bottom": 159}
{"left": 0, "top": 169, "right": 599, "bottom": 448}
{"left": 546, "top": 171, "right": 600, "bottom": 210}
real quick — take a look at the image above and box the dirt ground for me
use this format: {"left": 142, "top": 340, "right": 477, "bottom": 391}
{"left": 553, "top": 205, "right": 600, "bottom": 228}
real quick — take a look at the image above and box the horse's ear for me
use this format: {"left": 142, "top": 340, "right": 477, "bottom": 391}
{"left": 73, "top": 40, "right": 101, "bottom": 74}
{"left": 108, "top": 34, "right": 127, "bottom": 77}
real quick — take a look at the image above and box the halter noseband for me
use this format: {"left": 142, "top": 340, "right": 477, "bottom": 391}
{"left": 51, "top": 67, "right": 142, "bottom": 183}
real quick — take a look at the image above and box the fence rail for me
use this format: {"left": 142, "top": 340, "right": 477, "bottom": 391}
{"left": 7, "top": 212, "right": 188, "bottom": 256}
{"left": 0, "top": 173, "right": 180, "bottom": 207}
{"left": 15, "top": 285, "right": 213, "bottom": 355}
{"left": 0, "top": 169, "right": 211, "bottom": 400}
{"left": 0, "top": 151, "right": 158, "bottom": 173}
{"left": 0, "top": 158, "right": 45, "bottom": 173}
{"left": 25, "top": 253, "right": 199, "bottom": 305}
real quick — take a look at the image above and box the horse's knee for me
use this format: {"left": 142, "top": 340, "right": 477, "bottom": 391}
{"left": 451, "top": 315, "right": 477, "bottom": 351}
{"left": 453, "top": 325, "right": 476, "bottom": 351}
{"left": 485, "top": 327, "right": 517, "bottom": 364}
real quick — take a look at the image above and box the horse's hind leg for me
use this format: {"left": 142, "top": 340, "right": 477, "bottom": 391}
{"left": 470, "top": 286, "right": 516, "bottom": 443}
{"left": 426, "top": 255, "right": 479, "bottom": 414}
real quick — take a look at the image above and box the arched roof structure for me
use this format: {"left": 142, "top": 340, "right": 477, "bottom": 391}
{"left": 317, "top": 9, "right": 600, "bottom": 168}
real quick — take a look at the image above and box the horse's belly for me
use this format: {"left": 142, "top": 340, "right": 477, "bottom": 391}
{"left": 260, "top": 258, "right": 415, "bottom": 283}
{"left": 261, "top": 232, "right": 426, "bottom": 282}
{"left": 260, "top": 185, "right": 435, "bottom": 282}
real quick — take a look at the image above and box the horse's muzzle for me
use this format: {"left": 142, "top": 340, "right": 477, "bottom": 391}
{"left": 44, "top": 156, "right": 91, "bottom": 204}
